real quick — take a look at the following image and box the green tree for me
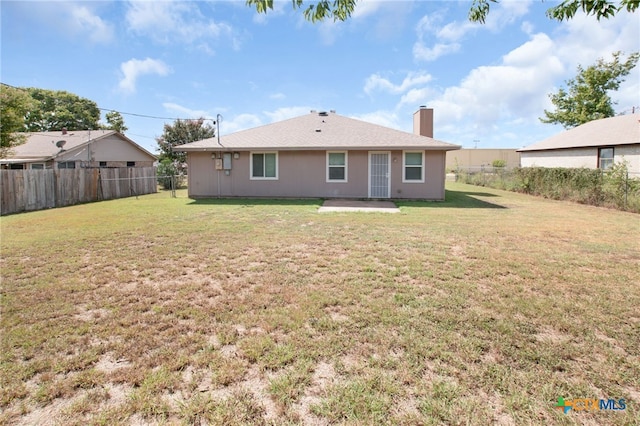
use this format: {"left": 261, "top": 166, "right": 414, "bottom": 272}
{"left": 156, "top": 118, "right": 214, "bottom": 188}
{"left": 23, "top": 88, "right": 100, "bottom": 131}
{"left": 102, "top": 111, "right": 128, "bottom": 133}
{"left": 156, "top": 118, "right": 215, "bottom": 165}
{"left": 247, "top": 0, "right": 639, "bottom": 23}
{"left": 0, "top": 85, "right": 34, "bottom": 157}
{"left": 541, "top": 51, "right": 639, "bottom": 128}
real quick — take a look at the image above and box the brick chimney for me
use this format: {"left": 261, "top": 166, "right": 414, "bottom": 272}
{"left": 413, "top": 106, "right": 433, "bottom": 138}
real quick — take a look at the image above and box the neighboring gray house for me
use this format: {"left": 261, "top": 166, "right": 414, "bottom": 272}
{"left": 176, "top": 108, "right": 460, "bottom": 200}
{"left": 518, "top": 114, "right": 640, "bottom": 174}
{"left": 0, "top": 130, "right": 156, "bottom": 170}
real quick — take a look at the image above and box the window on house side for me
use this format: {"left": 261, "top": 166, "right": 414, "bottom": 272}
{"left": 403, "top": 152, "right": 424, "bottom": 182}
{"left": 327, "top": 152, "right": 347, "bottom": 182}
{"left": 127, "top": 161, "right": 135, "bottom": 167}
{"left": 100, "top": 161, "right": 107, "bottom": 168}
{"left": 58, "top": 161, "right": 76, "bottom": 169}
{"left": 598, "top": 147, "right": 614, "bottom": 170}
{"left": 251, "top": 152, "right": 278, "bottom": 179}
{"left": 30, "top": 163, "right": 45, "bottom": 170}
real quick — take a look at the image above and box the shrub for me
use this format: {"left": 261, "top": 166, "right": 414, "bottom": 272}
{"left": 157, "top": 159, "right": 186, "bottom": 190}
{"left": 458, "top": 164, "right": 639, "bottom": 213}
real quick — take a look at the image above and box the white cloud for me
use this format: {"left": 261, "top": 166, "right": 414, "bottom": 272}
{"left": 413, "top": 42, "right": 461, "bottom": 62}
{"left": 352, "top": 0, "right": 385, "bottom": 19}
{"left": 221, "top": 114, "right": 263, "bottom": 135}
{"left": 429, "top": 33, "right": 564, "bottom": 129}
{"left": 118, "top": 58, "right": 171, "bottom": 94}
{"left": 162, "top": 103, "right": 214, "bottom": 119}
{"left": 364, "top": 71, "right": 433, "bottom": 96}
{"left": 351, "top": 110, "right": 402, "bottom": 130}
{"left": 12, "top": 1, "right": 114, "bottom": 44}
{"left": 399, "top": 10, "right": 639, "bottom": 147}
{"left": 399, "top": 87, "right": 437, "bottom": 108}
{"left": 264, "top": 106, "right": 313, "bottom": 122}
{"left": 125, "top": 1, "right": 237, "bottom": 47}
{"left": 413, "top": 0, "right": 532, "bottom": 62}
{"left": 70, "top": 5, "right": 114, "bottom": 44}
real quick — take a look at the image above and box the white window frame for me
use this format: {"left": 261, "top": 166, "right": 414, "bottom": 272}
{"left": 326, "top": 151, "right": 348, "bottom": 183}
{"left": 250, "top": 152, "right": 278, "bottom": 180}
{"left": 30, "top": 163, "right": 45, "bottom": 170}
{"left": 402, "top": 151, "right": 425, "bottom": 183}
{"left": 598, "top": 147, "right": 614, "bottom": 170}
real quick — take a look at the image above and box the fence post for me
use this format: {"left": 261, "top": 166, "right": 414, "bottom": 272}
{"left": 171, "top": 173, "right": 176, "bottom": 198}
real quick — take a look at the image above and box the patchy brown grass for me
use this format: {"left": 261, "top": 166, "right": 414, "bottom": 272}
{"left": 1, "top": 183, "right": 639, "bottom": 425}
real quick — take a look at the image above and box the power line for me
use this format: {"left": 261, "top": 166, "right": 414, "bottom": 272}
{"left": 1, "top": 82, "right": 216, "bottom": 124}
{"left": 98, "top": 107, "right": 216, "bottom": 123}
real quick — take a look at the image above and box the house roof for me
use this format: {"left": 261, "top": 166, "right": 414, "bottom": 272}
{"left": 518, "top": 113, "right": 640, "bottom": 152}
{"left": 175, "top": 111, "right": 460, "bottom": 152}
{"left": 1, "top": 130, "right": 156, "bottom": 162}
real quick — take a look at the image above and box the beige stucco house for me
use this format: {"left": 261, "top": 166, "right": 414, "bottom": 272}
{"left": 176, "top": 108, "right": 460, "bottom": 200}
{"left": 0, "top": 130, "right": 156, "bottom": 170}
{"left": 446, "top": 149, "right": 521, "bottom": 172}
{"left": 518, "top": 114, "right": 640, "bottom": 174}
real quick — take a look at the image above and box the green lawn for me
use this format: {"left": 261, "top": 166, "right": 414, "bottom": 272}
{"left": 1, "top": 182, "right": 639, "bottom": 425}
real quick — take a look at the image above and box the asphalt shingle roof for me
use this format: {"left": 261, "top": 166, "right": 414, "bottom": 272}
{"left": 176, "top": 112, "right": 460, "bottom": 151}
{"left": 518, "top": 113, "right": 640, "bottom": 152}
{"left": 5, "top": 130, "right": 115, "bottom": 159}
{"left": 2, "top": 130, "right": 156, "bottom": 161}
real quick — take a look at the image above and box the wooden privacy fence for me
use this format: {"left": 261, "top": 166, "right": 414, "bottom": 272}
{"left": 1, "top": 167, "right": 157, "bottom": 215}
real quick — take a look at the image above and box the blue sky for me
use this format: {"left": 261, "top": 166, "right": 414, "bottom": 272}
{"left": 2, "top": 1, "right": 638, "bottom": 153}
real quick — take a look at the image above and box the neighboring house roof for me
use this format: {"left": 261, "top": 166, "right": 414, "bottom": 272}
{"left": 1, "top": 130, "right": 156, "bottom": 163}
{"left": 518, "top": 113, "right": 640, "bottom": 152}
{"left": 176, "top": 111, "right": 460, "bottom": 152}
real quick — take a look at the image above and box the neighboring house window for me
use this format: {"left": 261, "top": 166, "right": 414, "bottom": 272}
{"left": 598, "top": 147, "right": 614, "bottom": 170}
{"left": 9, "top": 164, "right": 24, "bottom": 170}
{"left": 99, "top": 161, "right": 107, "bottom": 168}
{"left": 403, "top": 151, "right": 424, "bottom": 182}
{"left": 127, "top": 161, "right": 135, "bottom": 167}
{"left": 251, "top": 152, "right": 278, "bottom": 179}
{"left": 30, "top": 163, "right": 45, "bottom": 170}
{"left": 327, "top": 151, "right": 347, "bottom": 182}
{"left": 58, "top": 161, "right": 75, "bottom": 169}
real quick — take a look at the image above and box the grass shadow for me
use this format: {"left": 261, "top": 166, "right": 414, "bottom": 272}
{"left": 187, "top": 198, "right": 323, "bottom": 207}
{"left": 396, "top": 190, "right": 507, "bottom": 209}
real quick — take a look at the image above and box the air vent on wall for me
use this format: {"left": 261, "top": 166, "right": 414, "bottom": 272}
{"left": 318, "top": 111, "right": 328, "bottom": 116}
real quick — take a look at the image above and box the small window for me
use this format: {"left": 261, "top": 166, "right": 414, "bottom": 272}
{"left": 9, "top": 164, "right": 24, "bottom": 170}
{"left": 30, "top": 163, "right": 45, "bottom": 170}
{"left": 58, "top": 161, "right": 76, "bottom": 169}
{"left": 99, "top": 161, "right": 107, "bottom": 168}
{"left": 327, "top": 151, "right": 347, "bottom": 182}
{"left": 403, "top": 152, "right": 424, "bottom": 182}
{"left": 251, "top": 152, "right": 278, "bottom": 179}
{"left": 127, "top": 161, "right": 135, "bottom": 167}
{"left": 598, "top": 147, "right": 614, "bottom": 170}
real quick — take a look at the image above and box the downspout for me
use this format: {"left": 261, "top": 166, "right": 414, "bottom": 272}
{"left": 216, "top": 114, "right": 222, "bottom": 198}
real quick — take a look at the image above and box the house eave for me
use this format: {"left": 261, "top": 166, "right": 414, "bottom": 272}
{"left": 177, "top": 145, "right": 461, "bottom": 152}
{"left": 517, "top": 141, "right": 639, "bottom": 153}
{"left": 0, "top": 156, "right": 53, "bottom": 164}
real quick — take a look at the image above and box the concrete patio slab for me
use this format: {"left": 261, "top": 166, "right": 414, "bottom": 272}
{"left": 318, "top": 199, "right": 400, "bottom": 213}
